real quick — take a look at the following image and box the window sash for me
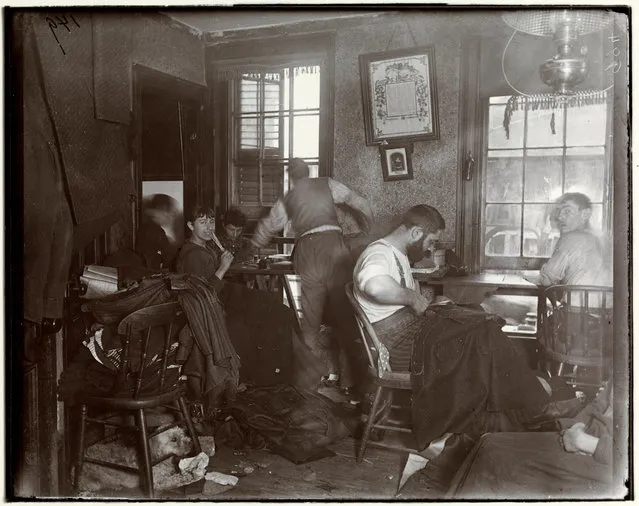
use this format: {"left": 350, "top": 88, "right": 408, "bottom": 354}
{"left": 228, "top": 62, "right": 324, "bottom": 211}
{"left": 480, "top": 97, "right": 612, "bottom": 270}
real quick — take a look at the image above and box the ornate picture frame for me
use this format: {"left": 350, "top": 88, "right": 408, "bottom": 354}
{"left": 380, "top": 142, "right": 413, "bottom": 182}
{"left": 359, "top": 46, "right": 440, "bottom": 146}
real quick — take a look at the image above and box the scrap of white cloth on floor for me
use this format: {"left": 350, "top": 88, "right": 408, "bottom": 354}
{"left": 179, "top": 451, "right": 209, "bottom": 478}
{"left": 205, "top": 471, "right": 239, "bottom": 486}
{"left": 155, "top": 452, "right": 209, "bottom": 491}
{"left": 397, "top": 433, "right": 452, "bottom": 492}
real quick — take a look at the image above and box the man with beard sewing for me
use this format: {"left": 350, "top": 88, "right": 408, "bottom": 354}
{"left": 352, "top": 204, "right": 585, "bottom": 451}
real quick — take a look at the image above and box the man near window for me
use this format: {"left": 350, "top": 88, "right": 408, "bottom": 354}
{"left": 532, "top": 192, "right": 612, "bottom": 365}
{"left": 353, "top": 204, "right": 584, "bottom": 450}
{"left": 251, "top": 158, "right": 374, "bottom": 391}
{"left": 536, "top": 192, "right": 610, "bottom": 287}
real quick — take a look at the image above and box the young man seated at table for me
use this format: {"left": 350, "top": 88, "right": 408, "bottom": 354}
{"left": 529, "top": 192, "right": 611, "bottom": 288}
{"left": 352, "top": 204, "right": 584, "bottom": 451}
{"left": 216, "top": 207, "right": 255, "bottom": 264}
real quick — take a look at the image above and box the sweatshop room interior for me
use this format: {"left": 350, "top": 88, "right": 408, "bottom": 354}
{"left": 10, "top": 6, "right": 631, "bottom": 501}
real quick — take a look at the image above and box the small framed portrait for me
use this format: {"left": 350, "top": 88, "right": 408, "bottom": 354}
{"left": 379, "top": 142, "right": 413, "bottom": 182}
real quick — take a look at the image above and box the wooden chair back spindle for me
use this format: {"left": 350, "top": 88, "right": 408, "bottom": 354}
{"left": 116, "top": 302, "right": 186, "bottom": 399}
{"left": 345, "top": 282, "right": 392, "bottom": 377}
{"left": 540, "top": 284, "right": 613, "bottom": 389}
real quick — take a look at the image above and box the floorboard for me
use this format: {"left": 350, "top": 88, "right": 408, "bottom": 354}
{"left": 186, "top": 437, "right": 431, "bottom": 501}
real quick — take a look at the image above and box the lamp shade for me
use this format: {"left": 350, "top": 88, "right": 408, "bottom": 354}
{"left": 502, "top": 10, "right": 612, "bottom": 37}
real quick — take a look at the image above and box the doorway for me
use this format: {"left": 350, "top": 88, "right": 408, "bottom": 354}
{"left": 133, "top": 65, "right": 209, "bottom": 249}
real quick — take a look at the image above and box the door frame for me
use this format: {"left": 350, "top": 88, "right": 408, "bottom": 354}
{"left": 132, "top": 64, "right": 209, "bottom": 240}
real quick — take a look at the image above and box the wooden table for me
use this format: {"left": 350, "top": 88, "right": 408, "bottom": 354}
{"left": 413, "top": 271, "right": 540, "bottom": 295}
{"left": 227, "top": 264, "right": 295, "bottom": 277}
{"left": 413, "top": 270, "right": 543, "bottom": 339}
{"left": 227, "top": 263, "right": 297, "bottom": 314}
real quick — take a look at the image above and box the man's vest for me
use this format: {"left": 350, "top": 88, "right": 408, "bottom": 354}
{"left": 283, "top": 178, "right": 340, "bottom": 236}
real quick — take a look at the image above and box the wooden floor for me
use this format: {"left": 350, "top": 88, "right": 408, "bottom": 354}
{"left": 74, "top": 435, "right": 446, "bottom": 500}
{"left": 71, "top": 388, "right": 452, "bottom": 500}
{"left": 163, "top": 436, "right": 443, "bottom": 501}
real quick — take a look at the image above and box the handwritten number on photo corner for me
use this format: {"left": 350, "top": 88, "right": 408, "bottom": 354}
{"left": 46, "top": 15, "right": 80, "bottom": 56}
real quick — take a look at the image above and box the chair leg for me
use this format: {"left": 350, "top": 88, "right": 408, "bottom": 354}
{"left": 557, "top": 362, "right": 565, "bottom": 376}
{"left": 134, "top": 409, "right": 154, "bottom": 498}
{"left": 177, "top": 396, "right": 201, "bottom": 455}
{"left": 73, "top": 404, "right": 88, "bottom": 490}
{"left": 357, "top": 385, "right": 383, "bottom": 464}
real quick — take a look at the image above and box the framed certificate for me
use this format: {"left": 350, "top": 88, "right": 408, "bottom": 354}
{"left": 359, "top": 46, "right": 440, "bottom": 145}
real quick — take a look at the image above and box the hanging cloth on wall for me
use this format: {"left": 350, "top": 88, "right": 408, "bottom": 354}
{"left": 22, "top": 14, "right": 75, "bottom": 323}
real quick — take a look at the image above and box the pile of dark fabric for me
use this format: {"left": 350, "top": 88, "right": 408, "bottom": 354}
{"left": 59, "top": 274, "right": 240, "bottom": 408}
{"left": 59, "top": 272, "right": 323, "bottom": 411}
{"left": 214, "top": 384, "right": 358, "bottom": 464}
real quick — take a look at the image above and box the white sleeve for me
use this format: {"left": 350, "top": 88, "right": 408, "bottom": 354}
{"left": 355, "top": 250, "right": 393, "bottom": 290}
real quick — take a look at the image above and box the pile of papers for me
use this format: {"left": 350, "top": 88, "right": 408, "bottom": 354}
{"left": 80, "top": 265, "right": 119, "bottom": 299}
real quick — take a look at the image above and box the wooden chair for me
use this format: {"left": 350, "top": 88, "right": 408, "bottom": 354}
{"left": 539, "top": 284, "right": 613, "bottom": 391}
{"left": 344, "top": 282, "right": 414, "bottom": 463}
{"left": 72, "top": 301, "right": 201, "bottom": 497}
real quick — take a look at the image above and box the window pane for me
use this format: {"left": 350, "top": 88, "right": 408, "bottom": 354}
{"left": 263, "top": 114, "right": 281, "bottom": 151}
{"left": 485, "top": 204, "right": 522, "bottom": 257}
{"left": 293, "top": 66, "right": 320, "bottom": 110}
{"left": 590, "top": 204, "right": 603, "bottom": 231}
{"left": 240, "top": 79, "right": 259, "bottom": 113}
{"left": 239, "top": 117, "right": 259, "bottom": 149}
{"left": 307, "top": 163, "right": 319, "bottom": 178}
{"left": 488, "top": 104, "right": 524, "bottom": 149}
{"left": 523, "top": 203, "right": 558, "bottom": 257}
{"left": 283, "top": 71, "right": 290, "bottom": 110}
{"left": 264, "top": 79, "right": 282, "bottom": 112}
{"left": 283, "top": 116, "right": 290, "bottom": 158}
{"left": 292, "top": 114, "right": 319, "bottom": 158}
{"left": 526, "top": 107, "right": 565, "bottom": 147}
{"left": 566, "top": 103, "right": 607, "bottom": 146}
{"left": 524, "top": 148, "right": 563, "bottom": 202}
{"left": 564, "top": 147, "right": 605, "bottom": 201}
{"left": 486, "top": 152, "right": 523, "bottom": 203}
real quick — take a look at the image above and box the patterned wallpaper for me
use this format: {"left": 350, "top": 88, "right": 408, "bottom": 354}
{"left": 333, "top": 14, "right": 463, "bottom": 242}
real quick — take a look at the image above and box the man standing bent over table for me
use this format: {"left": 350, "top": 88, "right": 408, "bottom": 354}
{"left": 251, "top": 158, "right": 374, "bottom": 390}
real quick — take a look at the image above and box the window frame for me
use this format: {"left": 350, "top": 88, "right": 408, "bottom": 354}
{"left": 206, "top": 33, "right": 335, "bottom": 221}
{"left": 479, "top": 95, "right": 613, "bottom": 271}
{"left": 457, "top": 36, "right": 614, "bottom": 273}
{"left": 228, "top": 62, "right": 324, "bottom": 209}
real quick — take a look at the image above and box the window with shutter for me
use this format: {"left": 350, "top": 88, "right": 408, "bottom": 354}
{"left": 228, "top": 64, "right": 323, "bottom": 215}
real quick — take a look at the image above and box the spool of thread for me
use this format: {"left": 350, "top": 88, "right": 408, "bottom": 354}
{"left": 433, "top": 249, "right": 446, "bottom": 267}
